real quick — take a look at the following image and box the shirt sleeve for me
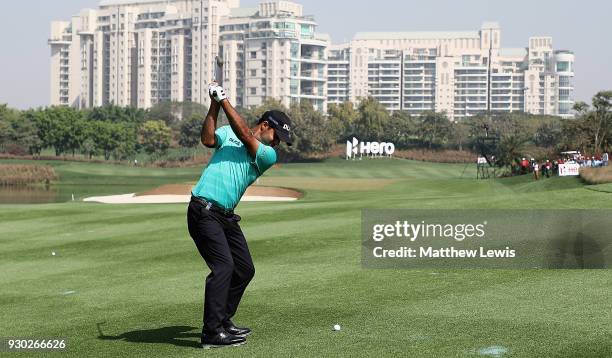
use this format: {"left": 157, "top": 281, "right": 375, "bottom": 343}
{"left": 214, "top": 126, "right": 229, "bottom": 149}
{"left": 253, "top": 142, "right": 277, "bottom": 175}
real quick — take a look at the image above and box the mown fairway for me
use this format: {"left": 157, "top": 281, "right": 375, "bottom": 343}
{"left": 1, "top": 158, "right": 611, "bottom": 357}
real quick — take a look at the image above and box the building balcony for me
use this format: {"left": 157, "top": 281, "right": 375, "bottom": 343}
{"left": 404, "top": 59, "right": 436, "bottom": 64}
{"left": 299, "top": 57, "right": 327, "bottom": 65}
{"left": 328, "top": 62, "right": 349, "bottom": 67}
{"left": 294, "top": 93, "right": 326, "bottom": 100}
{"left": 48, "top": 38, "right": 71, "bottom": 45}
{"left": 328, "top": 75, "right": 349, "bottom": 80}
{"left": 297, "top": 75, "right": 326, "bottom": 82}
{"left": 403, "top": 100, "right": 434, "bottom": 104}
{"left": 370, "top": 92, "right": 400, "bottom": 97}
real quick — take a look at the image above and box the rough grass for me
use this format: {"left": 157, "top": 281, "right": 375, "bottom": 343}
{"left": 395, "top": 149, "right": 476, "bottom": 163}
{"left": 1, "top": 159, "right": 611, "bottom": 357}
{"left": 0, "top": 164, "right": 57, "bottom": 185}
{"left": 580, "top": 165, "right": 612, "bottom": 184}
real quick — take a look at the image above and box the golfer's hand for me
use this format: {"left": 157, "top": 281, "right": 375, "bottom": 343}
{"left": 208, "top": 82, "right": 218, "bottom": 101}
{"left": 208, "top": 83, "right": 227, "bottom": 103}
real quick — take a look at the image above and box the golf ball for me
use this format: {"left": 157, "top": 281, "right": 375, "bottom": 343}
{"left": 333, "top": 324, "right": 341, "bottom": 331}
{"left": 52, "top": 252, "right": 56, "bottom": 256}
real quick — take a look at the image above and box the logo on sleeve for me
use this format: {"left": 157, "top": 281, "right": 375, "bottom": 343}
{"left": 228, "top": 138, "right": 241, "bottom": 146}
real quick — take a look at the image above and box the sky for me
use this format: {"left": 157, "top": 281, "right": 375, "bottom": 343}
{"left": 0, "top": 0, "right": 610, "bottom": 109}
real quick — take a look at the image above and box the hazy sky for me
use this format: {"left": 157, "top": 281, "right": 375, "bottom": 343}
{"left": 1, "top": 0, "right": 610, "bottom": 109}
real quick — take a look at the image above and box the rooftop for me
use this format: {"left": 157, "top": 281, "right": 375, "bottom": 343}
{"left": 499, "top": 48, "right": 527, "bottom": 58}
{"left": 481, "top": 21, "right": 501, "bottom": 29}
{"left": 99, "top": 0, "right": 166, "bottom": 7}
{"left": 354, "top": 31, "right": 479, "bottom": 41}
{"left": 229, "top": 7, "right": 258, "bottom": 18}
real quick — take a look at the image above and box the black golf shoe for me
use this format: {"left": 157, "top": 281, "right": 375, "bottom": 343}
{"left": 224, "top": 322, "right": 252, "bottom": 337}
{"left": 201, "top": 331, "right": 246, "bottom": 349}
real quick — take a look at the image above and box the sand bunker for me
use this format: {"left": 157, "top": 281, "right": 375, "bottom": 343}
{"left": 83, "top": 184, "right": 302, "bottom": 204}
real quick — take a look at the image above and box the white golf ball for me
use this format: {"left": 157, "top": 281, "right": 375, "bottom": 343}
{"left": 52, "top": 252, "right": 56, "bottom": 256}
{"left": 333, "top": 324, "right": 341, "bottom": 331}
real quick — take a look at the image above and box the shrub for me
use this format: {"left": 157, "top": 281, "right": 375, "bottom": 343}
{"left": 0, "top": 164, "right": 57, "bottom": 186}
{"left": 580, "top": 166, "right": 612, "bottom": 184}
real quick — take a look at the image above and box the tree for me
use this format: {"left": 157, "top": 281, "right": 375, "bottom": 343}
{"left": 591, "top": 91, "right": 612, "bottom": 153}
{"left": 11, "top": 114, "right": 43, "bottom": 155}
{"left": 179, "top": 114, "right": 204, "bottom": 148}
{"left": 88, "top": 121, "right": 119, "bottom": 160}
{"left": 286, "top": 100, "right": 335, "bottom": 155}
{"left": 139, "top": 120, "right": 172, "bottom": 157}
{"left": 417, "top": 111, "right": 452, "bottom": 149}
{"left": 559, "top": 117, "right": 591, "bottom": 153}
{"left": 29, "top": 106, "right": 83, "bottom": 156}
{"left": 496, "top": 134, "right": 528, "bottom": 168}
{"left": 113, "top": 124, "right": 138, "bottom": 160}
{"left": 327, "top": 101, "right": 358, "bottom": 141}
{"left": 355, "top": 97, "right": 389, "bottom": 140}
{"left": 534, "top": 117, "right": 563, "bottom": 148}
{"left": 449, "top": 120, "right": 470, "bottom": 152}
{"left": 568, "top": 92, "right": 612, "bottom": 154}
{"left": 383, "top": 111, "right": 415, "bottom": 149}
{"left": 247, "top": 98, "right": 287, "bottom": 125}
{"left": 146, "top": 101, "right": 207, "bottom": 129}
{"left": 87, "top": 104, "right": 145, "bottom": 124}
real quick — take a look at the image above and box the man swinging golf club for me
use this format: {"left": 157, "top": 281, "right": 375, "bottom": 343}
{"left": 187, "top": 81, "right": 293, "bottom": 349}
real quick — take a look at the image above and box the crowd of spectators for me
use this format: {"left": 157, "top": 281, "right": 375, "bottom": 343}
{"left": 513, "top": 152, "right": 609, "bottom": 180}
{"left": 570, "top": 153, "right": 609, "bottom": 168}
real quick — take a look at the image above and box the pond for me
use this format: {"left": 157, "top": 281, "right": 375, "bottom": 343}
{"left": 0, "top": 184, "right": 151, "bottom": 204}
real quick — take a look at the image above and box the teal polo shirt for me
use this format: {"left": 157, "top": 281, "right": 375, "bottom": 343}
{"left": 192, "top": 125, "right": 277, "bottom": 210}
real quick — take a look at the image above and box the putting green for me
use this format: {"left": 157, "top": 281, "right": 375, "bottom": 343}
{"left": 1, "top": 158, "right": 611, "bottom": 357}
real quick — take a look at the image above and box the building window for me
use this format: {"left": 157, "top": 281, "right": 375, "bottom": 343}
{"left": 556, "top": 61, "right": 570, "bottom": 72}
{"left": 251, "top": 69, "right": 257, "bottom": 77}
{"left": 250, "top": 88, "right": 256, "bottom": 95}
{"left": 250, "top": 51, "right": 257, "bottom": 59}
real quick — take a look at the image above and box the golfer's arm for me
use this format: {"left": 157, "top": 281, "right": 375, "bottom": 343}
{"left": 220, "top": 99, "right": 259, "bottom": 157}
{"left": 201, "top": 101, "right": 221, "bottom": 148}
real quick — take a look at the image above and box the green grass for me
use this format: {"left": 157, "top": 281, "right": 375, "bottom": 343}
{"left": 1, "top": 158, "right": 611, "bottom": 357}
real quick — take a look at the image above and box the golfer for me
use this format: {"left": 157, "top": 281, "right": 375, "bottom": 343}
{"left": 187, "top": 82, "right": 293, "bottom": 348}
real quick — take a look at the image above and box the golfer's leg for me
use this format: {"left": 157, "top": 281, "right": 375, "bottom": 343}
{"left": 222, "top": 222, "right": 255, "bottom": 325}
{"left": 187, "top": 205, "right": 234, "bottom": 335}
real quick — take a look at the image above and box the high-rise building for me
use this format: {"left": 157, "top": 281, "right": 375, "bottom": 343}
{"left": 343, "top": 22, "right": 575, "bottom": 119}
{"left": 219, "top": 1, "right": 328, "bottom": 111}
{"left": 49, "top": 0, "right": 329, "bottom": 111}
{"left": 50, "top": 3, "right": 574, "bottom": 119}
{"left": 327, "top": 44, "right": 350, "bottom": 106}
{"left": 49, "top": 0, "right": 240, "bottom": 109}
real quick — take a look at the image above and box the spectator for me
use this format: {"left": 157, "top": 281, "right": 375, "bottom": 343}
{"left": 520, "top": 158, "right": 529, "bottom": 174}
{"left": 603, "top": 152, "right": 609, "bottom": 166}
{"left": 543, "top": 160, "right": 552, "bottom": 178}
{"left": 533, "top": 162, "right": 540, "bottom": 180}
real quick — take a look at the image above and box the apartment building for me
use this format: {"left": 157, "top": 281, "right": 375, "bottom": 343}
{"left": 327, "top": 44, "right": 351, "bottom": 105}
{"left": 344, "top": 22, "right": 575, "bottom": 119}
{"left": 219, "top": 1, "right": 328, "bottom": 111}
{"left": 49, "top": 0, "right": 329, "bottom": 111}
{"left": 50, "top": 2, "right": 574, "bottom": 119}
{"left": 49, "top": 0, "right": 239, "bottom": 109}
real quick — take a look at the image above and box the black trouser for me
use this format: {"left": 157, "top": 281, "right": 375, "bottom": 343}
{"left": 186, "top": 198, "right": 255, "bottom": 335}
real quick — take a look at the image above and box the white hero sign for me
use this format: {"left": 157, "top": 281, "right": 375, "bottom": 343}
{"left": 346, "top": 137, "right": 395, "bottom": 159}
{"left": 558, "top": 163, "right": 580, "bottom": 177}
